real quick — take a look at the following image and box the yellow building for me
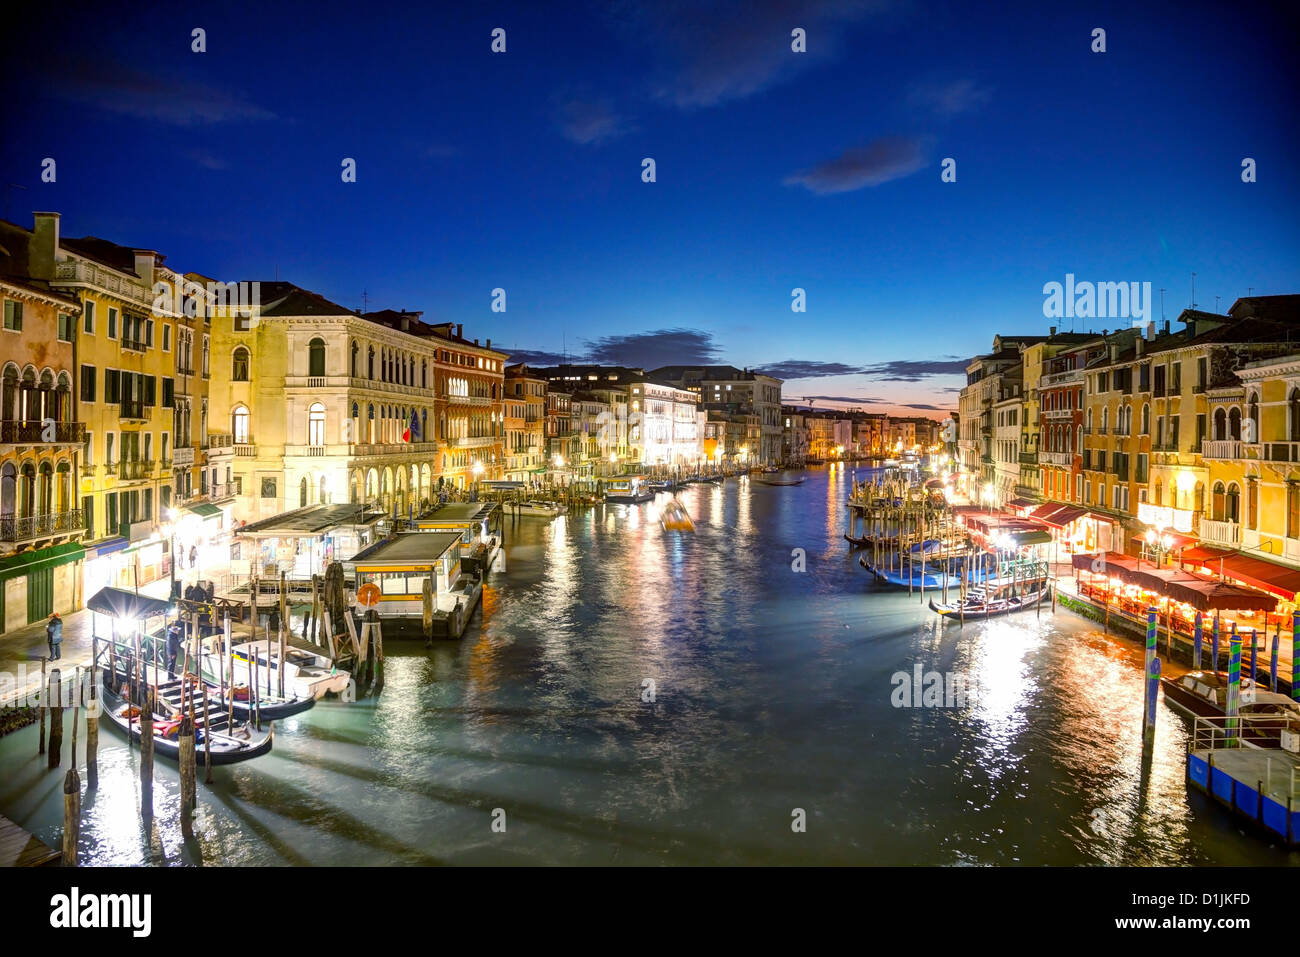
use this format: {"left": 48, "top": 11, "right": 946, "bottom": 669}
{"left": 1198, "top": 351, "right": 1300, "bottom": 604}
{"left": 0, "top": 258, "right": 84, "bottom": 631}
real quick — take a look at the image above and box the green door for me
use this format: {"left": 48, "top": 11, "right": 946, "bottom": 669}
{"left": 27, "top": 566, "right": 53, "bottom": 623}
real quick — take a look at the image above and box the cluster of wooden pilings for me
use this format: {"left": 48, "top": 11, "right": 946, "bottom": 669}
{"left": 34, "top": 661, "right": 96, "bottom": 866}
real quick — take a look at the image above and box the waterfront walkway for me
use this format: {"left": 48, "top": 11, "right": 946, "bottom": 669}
{"left": 0, "top": 813, "right": 59, "bottom": 867}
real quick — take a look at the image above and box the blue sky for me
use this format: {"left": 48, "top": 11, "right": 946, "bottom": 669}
{"left": 4, "top": 0, "right": 1298, "bottom": 416}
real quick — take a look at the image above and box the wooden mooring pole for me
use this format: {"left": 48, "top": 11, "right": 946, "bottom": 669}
{"left": 39, "top": 656, "right": 47, "bottom": 756}
{"left": 48, "top": 667, "right": 63, "bottom": 769}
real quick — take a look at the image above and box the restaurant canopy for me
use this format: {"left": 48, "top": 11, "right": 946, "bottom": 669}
{"left": 86, "top": 587, "right": 173, "bottom": 621}
{"left": 1180, "top": 548, "right": 1300, "bottom": 603}
{"left": 1037, "top": 505, "right": 1086, "bottom": 528}
{"left": 1072, "top": 552, "right": 1277, "bottom": 612}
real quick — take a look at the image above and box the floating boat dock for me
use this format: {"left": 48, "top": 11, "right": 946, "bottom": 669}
{"left": 0, "top": 813, "right": 60, "bottom": 867}
{"left": 1186, "top": 715, "right": 1300, "bottom": 845}
{"left": 345, "top": 532, "right": 484, "bottom": 639}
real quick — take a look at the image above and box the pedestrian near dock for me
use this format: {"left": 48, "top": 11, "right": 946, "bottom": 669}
{"left": 46, "top": 613, "right": 63, "bottom": 660}
{"left": 166, "top": 621, "right": 183, "bottom": 680}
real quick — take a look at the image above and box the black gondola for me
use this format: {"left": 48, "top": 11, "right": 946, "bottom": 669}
{"left": 99, "top": 676, "right": 274, "bottom": 765}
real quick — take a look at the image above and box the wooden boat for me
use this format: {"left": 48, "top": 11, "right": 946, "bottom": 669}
{"left": 660, "top": 501, "right": 695, "bottom": 532}
{"left": 928, "top": 582, "right": 1050, "bottom": 618}
{"left": 755, "top": 477, "right": 805, "bottom": 487}
{"left": 196, "top": 649, "right": 317, "bottom": 721}
{"left": 1160, "top": 671, "right": 1300, "bottom": 748}
{"left": 221, "top": 640, "right": 351, "bottom": 700}
{"left": 100, "top": 674, "right": 273, "bottom": 765}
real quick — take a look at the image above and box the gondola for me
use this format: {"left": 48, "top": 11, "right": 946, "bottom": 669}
{"left": 196, "top": 653, "right": 318, "bottom": 721}
{"left": 755, "top": 477, "right": 805, "bottom": 486}
{"left": 100, "top": 676, "right": 274, "bottom": 765}
{"left": 928, "top": 584, "right": 1050, "bottom": 618}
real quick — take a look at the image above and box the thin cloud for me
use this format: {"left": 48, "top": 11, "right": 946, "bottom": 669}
{"left": 757, "top": 360, "right": 864, "bottom": 378}
{"left": 908, "top": 78, "right": 991, "bottom": 117}
{"left": 607, "top": 0, "right": 890, "bottom": 109}
{"left": 504, "top": 349, "right": 570, "bottom": 366}
{"left": 49, "top": 57, "right": 275, "bottom": 126}
{"left": 584, "top": 328, "right": 721, "bottom": 367}
{"left": 862, "top": 358, "right": 969, "bottom": 381}
{"left": 558, "top": 98, "right": 629, "bottom": 145}
{"left": 785, "top": 137, "right": 925, "bottom": 194}
{"left": 182, "top": 149, "right": 228, "bottom": 170}
{"left": 792, "top": 394, "right": 887, "bottom": 405}
{"left": 902, "top": 402, "right": 950, "bottom": 411}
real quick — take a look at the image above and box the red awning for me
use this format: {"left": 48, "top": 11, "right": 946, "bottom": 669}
{"left": 1072, "top": 552, "right": 1278, "bottom": 612}
{"left": 1007, "top": 497, "right": 1037, "bottom": 509}
{"left": 1040, "top": 505, "right": 1086, "bottom": 528}
{"left": 1030, "top": 503, "right": 1065, "bottom": 521}
{"left": 1130, "top": 532, "right": 1198, "bottom": 551}
{"left": 1211, "top": 552, "right": 1300, "bottom": 602}
{"left": 1181, "top": 545, "right": 1234, "bottom": 566}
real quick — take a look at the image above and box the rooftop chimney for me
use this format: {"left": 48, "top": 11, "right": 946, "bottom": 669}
{"left": 30, "top": 212, "right": 60, "bottom": 280}
{"left": 1109, "top": 343, "right": 1118, "bottom": 362}
{"left": 1136, "top": 337, "right": 1145, "bottom": 356}
{"left": 1162, "top": 319, "right": 1171, "bottom": 335}
{"left": 456, "top": 323, "right": 463, "bottom": 338}
{"left": 133, "top": 250, "right": 156, "bottom": 290}
{"left": 486, "top": 338, "right": 491, "bottom": 350}
{"left": 1049, "top": 325, "right": 1056, "bottom": 337}
{"left": 1144, "top": 321, "right": 1155, "bottom": 340}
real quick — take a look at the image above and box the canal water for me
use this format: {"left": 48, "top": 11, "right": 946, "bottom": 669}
{"left": 1, "top": 465, "right": 1295, "bottom": 865}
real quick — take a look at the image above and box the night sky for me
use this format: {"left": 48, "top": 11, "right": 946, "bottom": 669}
{"left": 4, "top": 0, "right": 1298, "bottom": 416}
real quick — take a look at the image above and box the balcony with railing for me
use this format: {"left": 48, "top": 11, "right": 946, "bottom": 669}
{"left": 1039, "top": 450, "right": 1075, "bottom": 466}
{"left": 118, "top": 459, "right": 151, "bottom": 481}
{"left": 0, "top": 420, "right": 86, "bottom": 445}
{"left": 204, "top": 480, "right": 241, "bottom": 501}
{"left": 1201, "top": 439, "right": 1241, "bottom": 460}
{"left": 120, "top": 337, "right": 148, "bottom": 353}
{"left": 1199, "top": 518, "right": 1241, "bottom": 547}
{"left": 443, "top": 392, "right": 493, "bottom": 407}
{"left": 1245, "top": 440, "right": 1300, "bottom": 464}
{"left": 1041, "top": 408, "right": 1074, "bottom": 422}
{"left": 53, "top": 259, "right": 152, "bottom": 307}
{"left": 172, "top": 445, "right": 195, "bottom": 467}
{"left": 205, "top": 432, "right": 234, "bottom": 451}
{"left": 119, "top": 398, "right": 147, "bottom": 421}
{"left": 0, "top": 509, "right": 85, "bottom": 544}
{"left": 234, "top": 443, "right": 257, "bottom": 457}
{"left": 452, "top": 435, "right": 496, "bottom": 448}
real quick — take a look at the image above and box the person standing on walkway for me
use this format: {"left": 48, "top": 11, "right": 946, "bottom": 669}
{"left": 46, "top": 613, "right": 63, "bottom": 661}
{"left": 166, "top": 621, "right": 183, "bottom": 680}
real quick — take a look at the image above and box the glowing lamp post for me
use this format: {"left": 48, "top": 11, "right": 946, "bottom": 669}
{"left": 162, "top": 506, "right": 181, "bottom": 600}
{"left": 981, "top": 482, "right": 996, "bottom": 514}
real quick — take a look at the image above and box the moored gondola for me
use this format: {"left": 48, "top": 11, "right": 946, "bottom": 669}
{"left": 98, "top": 664, "right": 274, "bottom": 765}
{"left": 928, "top": 583, "right": 1051, "bottom": 618}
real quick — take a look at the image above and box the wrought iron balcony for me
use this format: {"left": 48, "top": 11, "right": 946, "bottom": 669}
{"left": 0, "top": 509, "right": 85, "bottom": 543}
{"left": 118, "top": 459, "right": 151, "bottom": 480}
{"left": 0, "top": 420, "right": 86, "bottom": 444}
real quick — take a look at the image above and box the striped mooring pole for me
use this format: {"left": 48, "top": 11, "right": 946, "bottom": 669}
{"left": 1192, "top": 611, "right": 1203, "bottom": 671}
{"left": 1143, "top": 607, "right": 1159, "bottom": 749}
{"left": 1225, "top": 624, "right": 1243, "bottom": 748}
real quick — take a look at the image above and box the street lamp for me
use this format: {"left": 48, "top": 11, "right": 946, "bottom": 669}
{"left": 162, "top": 506, "right": 181, "bottom": 599}
{"left": 1144, "top": 526, "right": 1174, "bottom": 566}
{"left": 982, "top": 482, "right": 996, "bottom": 514}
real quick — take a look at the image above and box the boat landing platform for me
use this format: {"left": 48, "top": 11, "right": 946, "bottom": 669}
{"left": 0, "top": 813, "right": 60, "bottom": 867}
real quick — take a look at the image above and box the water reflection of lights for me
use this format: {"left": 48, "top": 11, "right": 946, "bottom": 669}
{"left": 967, "top": 619, "right": 1044, "bottom": 777}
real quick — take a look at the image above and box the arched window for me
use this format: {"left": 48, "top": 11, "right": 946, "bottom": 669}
{"left": 351, "top": 340, "right": 359, "bottom": 378}
{"left": 308, "top": 338, "right": 326, "bottom": 377}
{"left": 368, "top": 346, "right": 375, "bottom": 379}
{"left": 232, "top": 405, "right": 250, "bottom": 443}
{"left": 1141, "top": 403, "right": 1150, "bottom": 436}
{"left": 1225, "top": 482, "right": 1240, "bottom": 523}
{"left": 1211, "top": 481, "right": 1226, "bottom": 522}
{"left": 1101, "top": 407, "right": 1108, "bottom": 433}
{"left": 299, "top": 477, "right": 308, "bottom": 508}
{"left": 1228, "top": 407, "right": 1241, "bottom": 441}
{"left": 232, "top": 346, "right": 250, "bottom": 381}
{"left": 308, "top": 402, "right": 326, "bottom": 446}
{"left": 1213, "top": 407, "right": 1226, "bottom": 441}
